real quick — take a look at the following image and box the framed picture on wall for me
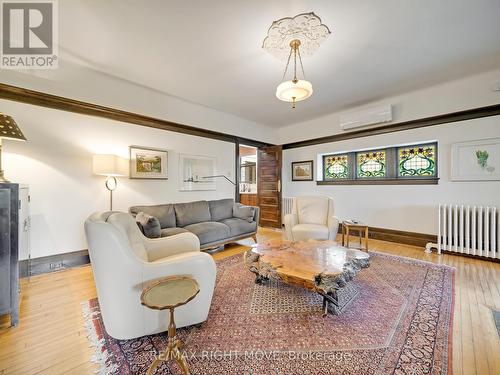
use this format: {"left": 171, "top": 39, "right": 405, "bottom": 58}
{"left": 291, "top": 160, "right": 314, "bottom": 181}
{"left": 129, "top": 146, "right": 168, "bottom": 179}
{"left": 179, "top": 154, "right": 217, "bottom": 191}
{"left": 451, "top": 137, "right": 500, "bottom": 181}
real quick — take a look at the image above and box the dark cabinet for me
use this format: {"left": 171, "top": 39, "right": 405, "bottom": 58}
{"left": 0, "top": 183, "right": 20, "bottom": 326}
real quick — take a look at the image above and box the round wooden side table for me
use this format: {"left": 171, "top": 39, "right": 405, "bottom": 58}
{"left": 140, "top": 276, "right": 200, "bottom": 375}
{"left": 342, "top": 222, "right": 369, "bottom": 251}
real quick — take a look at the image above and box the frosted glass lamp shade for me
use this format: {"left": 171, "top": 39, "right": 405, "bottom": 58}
{"left": 92, "top": 155, "right": 128, "bottom": 176}
{"left": 276, "top": 80, "right": 313, "bottom": 102}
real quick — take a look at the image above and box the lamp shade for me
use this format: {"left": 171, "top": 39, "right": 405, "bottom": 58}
{"left": 276, "top": 79, "right": 313, "bottom": 102}
{"left": 0, "top": 113, "right": 26, "bottom": 141}
{"left": 92, "top": 155, "right": 128, "bottom": 176}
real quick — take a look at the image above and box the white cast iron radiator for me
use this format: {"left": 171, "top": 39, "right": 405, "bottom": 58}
{"left": 282, "top": 197, "right": 294, "bottom": 222}
{"left": 426, "top": 204, "right": 499, "bottom": 258}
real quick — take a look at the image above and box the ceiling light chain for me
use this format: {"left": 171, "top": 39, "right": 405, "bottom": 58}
{"left": 281, "top": 46, "right": 294, "bottom": 82}
{"left": 293, "top": 42, "right": 298, "bottom": 83}
{"left": 280, "top": 39, "right": 310, "bottom": 109}
{"left": 297, "top": 46, "right": 306, "bottom": 79}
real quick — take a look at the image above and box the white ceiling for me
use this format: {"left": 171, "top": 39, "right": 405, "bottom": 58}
{"left": 57, "top": 0, "right": 500, "bottom": 128}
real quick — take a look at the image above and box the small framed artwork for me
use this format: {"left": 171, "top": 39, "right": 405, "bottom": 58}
{"left": 292, "top": 160, "right": 314, "bottom": 181}
{"left": 129, "top": 146, "right": 168, "bottom": 179}
{"left": 451, "top": 137, "right": 500, "bottom": 181}
{"left": 179, "top": 154, "right": 217, "bottom": 191}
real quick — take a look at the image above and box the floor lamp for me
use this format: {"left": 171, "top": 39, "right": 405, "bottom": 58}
{"left": 92, "top": 155, "right": 128, "bottom": 211}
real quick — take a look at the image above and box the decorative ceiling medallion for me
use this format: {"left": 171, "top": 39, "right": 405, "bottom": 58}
{"left": 263, "top": 12, "right": 330, "bottom": 108}
{"left": 262, "top": 12, "right": 331, "bottom": 60}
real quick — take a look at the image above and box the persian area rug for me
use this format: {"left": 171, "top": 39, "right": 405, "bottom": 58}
{"left": 83, "top": 252, "right": 454, "bottom": 375}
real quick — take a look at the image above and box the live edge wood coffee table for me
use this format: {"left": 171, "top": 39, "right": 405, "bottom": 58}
{"left": 244, "top": 240, "right": 370, "bottom": 315}
{"left": 140, "top": 276, "right": 200, "bottom": 375}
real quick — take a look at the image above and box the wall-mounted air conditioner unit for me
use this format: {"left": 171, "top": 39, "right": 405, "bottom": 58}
{"left": 340, "top": 104, "right": 393, "bottom": 131}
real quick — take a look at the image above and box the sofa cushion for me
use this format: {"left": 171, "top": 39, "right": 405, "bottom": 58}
{"left": 183, "top": 221, "right": 230, "bottom": 245}
{"left": 135, "top": 212, "right": 161, "bottom": 238}
{"left": 129, "top": 204, "right": 176, "bottom": 228}
{"left": 220, "top": 218, "right": 257, "bottom": 237}
{"left": 174, "top": 201, "right": 211, "bottom": 227}
{"left": 292, "top": 224, "right": 329, "bottom": 241}
{"left": 160, "top": 227, "right": 189, "bottom": 237}
{"left": 209, "top": 198, "right": 234, "bottom": 221}
{"left": 233, "top": 203, "right": 255, "bottom": 223}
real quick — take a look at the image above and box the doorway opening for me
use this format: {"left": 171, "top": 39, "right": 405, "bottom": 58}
{"left": 238, "top": 145, "right": 258, "bottom": 206}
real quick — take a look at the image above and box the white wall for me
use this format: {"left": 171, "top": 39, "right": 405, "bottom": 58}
{"left": 282, "top": 115, "right": 500, "bottom": 235}
{"left": 278, "top": 68, "right": 500, "bottom": 144}
{"left": 1, "top": 99, "right": 236, "bottom": 259}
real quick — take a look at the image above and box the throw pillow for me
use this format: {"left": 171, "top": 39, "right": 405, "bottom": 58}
{"left": 135, "top": 212, "right": 161, "bottom": 238}
{"left": 233, "top": 203, "right": 255, "bottom": 223}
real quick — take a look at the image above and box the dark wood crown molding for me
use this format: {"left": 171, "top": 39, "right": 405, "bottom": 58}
{"left": 2, "top": 83, "right": 499, "bottom": 150}
{"left": 283, "top": 103, "right": 500, "bottom": 149}
{"left": 0, "top": 83, "right": 271, "bottom": 148}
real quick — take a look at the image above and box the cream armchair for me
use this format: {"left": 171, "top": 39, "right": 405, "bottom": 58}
{"left": 84, "top": 212, "right": 216, "bottom": 340}
{"left": 284, "top": 196, "right": 339, "bottom": 241}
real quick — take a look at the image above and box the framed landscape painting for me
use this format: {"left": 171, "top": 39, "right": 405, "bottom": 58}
{"left": 451, "top": 138, "right": 500, "bottom": 181}
{"left": 129, "top": 146, "right": 168, "bottom": 179}
{"left": 292, "top": 160, "right": 314, "bottom": 181}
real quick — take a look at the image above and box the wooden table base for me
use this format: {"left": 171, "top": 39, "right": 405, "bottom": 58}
{"left": 254, "top": 274, "right": 361, "bottom": 316}
{"left": 318, "top": 282, "right": 359, "bottom": 316}
{"left": 342, "top": 223, "right": 369, "bottom": 251}
{"left": 147, "top": 308, "right": 190, "bottom": 375}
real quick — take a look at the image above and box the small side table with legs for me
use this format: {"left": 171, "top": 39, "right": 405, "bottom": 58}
{"left": 141, "top": 276, "right": 200, "bottom": 375}
{"left": 342, "top": 222, "right": 369, "bottom": 252}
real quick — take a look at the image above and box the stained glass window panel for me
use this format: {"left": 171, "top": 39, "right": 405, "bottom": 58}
{"left": 324, "top": 154, "right": 348, "bottom": 179}
{"left": 398, "top": 144, "right": 436, "bottom": 177}
{"left": 356, "top": 150, "right": 386, "bottom": 178}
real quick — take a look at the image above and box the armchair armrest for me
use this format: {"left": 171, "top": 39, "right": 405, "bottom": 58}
{"left": 284, "top": 213, "right": 298, "bottom": 240}
{"left": 142, "top": 251, "right": 215, "bottom": 279}
{"left": 140, "top": 251, "right": 217, "bottom": 326}
{"left": 327, "top": 216, "right": 340, "bottom": 241}
{"left": 144, "top": 232, "right": 200, "bottom": 262}
{"left": 141, "top": 251, "right": 217, "bottom": 308}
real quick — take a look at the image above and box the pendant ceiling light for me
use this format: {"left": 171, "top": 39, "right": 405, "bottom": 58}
{"left": 275, "top": 39, "right": 312, "bottom": 108}
{"left": 262, "top": 12, "right": 331, "bottom": 109}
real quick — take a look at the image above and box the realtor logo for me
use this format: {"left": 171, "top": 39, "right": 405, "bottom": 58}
{"left": 1, "top": 0, "right": 58, "bottom": 69}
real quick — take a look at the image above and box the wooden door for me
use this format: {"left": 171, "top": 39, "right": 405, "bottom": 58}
{"left": 257, "top": 145, "right": 282, "bottom": 228}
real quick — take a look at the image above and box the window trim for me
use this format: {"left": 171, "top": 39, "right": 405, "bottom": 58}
{"left": 318, "top": 142, "right": 439, "bottom": 185}
{"left": 317, "top": 177, "right": 439, "bottom": 185}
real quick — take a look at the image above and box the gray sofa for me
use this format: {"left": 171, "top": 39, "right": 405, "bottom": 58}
{"left": 130, "top": 198, "right": 260, "bottom": 250}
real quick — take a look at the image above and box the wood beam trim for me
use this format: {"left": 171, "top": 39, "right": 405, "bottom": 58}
{"left": 0, "top": 83, "right": 271, "bottom": 147}
{"left": 317, "top": 177, "right": 439, "bottom": 185}
{"left": 283, "top": 104, "right": 500, "bottom": 149}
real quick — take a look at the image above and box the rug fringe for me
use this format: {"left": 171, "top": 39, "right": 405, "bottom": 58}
{"left": 81, "top": 301, "right": 119, "bottom": 375}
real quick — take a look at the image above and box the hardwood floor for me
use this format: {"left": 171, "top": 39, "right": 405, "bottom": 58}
{"left": 1, "top": 227, "right": 499, "bottom": 375}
